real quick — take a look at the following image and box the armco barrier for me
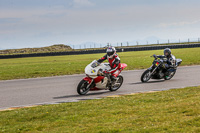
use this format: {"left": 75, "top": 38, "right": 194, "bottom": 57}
{"left": 0, "top": 43, "right": 200, "bottom": 59}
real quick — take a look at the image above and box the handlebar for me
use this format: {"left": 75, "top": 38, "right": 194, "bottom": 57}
{"left": 151, "top": 55, "right": 167, "bottom": 62}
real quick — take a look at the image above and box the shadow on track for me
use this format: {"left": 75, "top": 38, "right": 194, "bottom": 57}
{"left": 130, "top": 80, "right": 165, "bottom": 85}
{"left": 53, "top": 91, "right": 109, "bottom": 99}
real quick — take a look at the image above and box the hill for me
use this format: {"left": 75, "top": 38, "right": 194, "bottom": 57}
{"left": 0, "top": 44, "right": 72, "bottom": 55}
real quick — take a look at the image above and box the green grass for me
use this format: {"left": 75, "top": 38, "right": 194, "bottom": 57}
{"left": 0, "top": 47, "right": 200, "bottom": 80}
{"left": 0, "top": 86, "right": 200, "bottom": 132}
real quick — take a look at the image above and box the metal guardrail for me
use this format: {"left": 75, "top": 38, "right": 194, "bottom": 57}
{"left": 0, "top": 43, "right": 200, "bottom": 59}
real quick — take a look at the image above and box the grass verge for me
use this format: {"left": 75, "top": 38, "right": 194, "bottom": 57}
{"left": 0, "top": 47, "right": 200, "bottom": 80}
{"left": 0, "top": 86, "right": 200, "bottom": 132}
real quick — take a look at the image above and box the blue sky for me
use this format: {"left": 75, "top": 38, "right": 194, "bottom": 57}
{"left": 0, "top": 0, "right": 200, "bottom": 49}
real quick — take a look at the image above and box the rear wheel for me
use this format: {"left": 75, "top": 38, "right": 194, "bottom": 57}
{"left": 77, "top": 79, "right": 90, "bottom": 95}
{"left": 109, "top": 75, "right": 123, "bottom": 91}
{"left": 141, "top": 70, "right": 151, "bottom": 82}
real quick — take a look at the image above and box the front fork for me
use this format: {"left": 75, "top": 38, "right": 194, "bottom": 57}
{"left": 83, "top": 77, "right": 94, "bottom": 89}
{"left": 148, "top": 65, "right": 159, "bottom": 76}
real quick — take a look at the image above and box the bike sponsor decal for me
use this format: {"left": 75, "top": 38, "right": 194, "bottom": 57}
{"left": 91, "top": 69, "right": 96, "bottom": 73}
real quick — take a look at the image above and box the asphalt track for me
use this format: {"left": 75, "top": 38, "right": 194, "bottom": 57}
{"left": 0, "top": 65, "right": 200, "bottom": 110}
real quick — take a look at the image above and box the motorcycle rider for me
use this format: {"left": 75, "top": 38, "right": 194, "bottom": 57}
{"left": 153, "top": 48, "right": 176, "bottom": 76}
{"left": 96, "top": 46, "right": 121, "bottom": 85}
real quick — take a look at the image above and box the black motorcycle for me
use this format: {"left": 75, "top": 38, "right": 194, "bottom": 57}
{"left": 141, "top": 56, "right": 182, "bottom": 82}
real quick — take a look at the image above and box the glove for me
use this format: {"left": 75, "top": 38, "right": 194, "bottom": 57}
{"left": 153, "top": 54, "right": 157, "bottom": 58}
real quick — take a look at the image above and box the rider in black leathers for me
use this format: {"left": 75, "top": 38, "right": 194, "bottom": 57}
{"left": 153, "top": 48, "right": 176, "bottom": 76}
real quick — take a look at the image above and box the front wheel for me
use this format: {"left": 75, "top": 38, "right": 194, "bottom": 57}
{"left": 141, "top": 70, "right": 152, "bottom": 82}
{"left": 109, "top": 75, "right": 123, "bottom": 91}
{"left": 77, "top": 79, "right": 90, "bottom": 95}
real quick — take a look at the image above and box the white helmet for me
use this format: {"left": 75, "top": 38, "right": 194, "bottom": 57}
{"left": 106, "top": 47, "right": 116, "bottom": 58}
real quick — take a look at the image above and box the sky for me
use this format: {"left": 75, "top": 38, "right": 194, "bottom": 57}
{"left": 0, "top": 0, "right": 200, "bottom": 49}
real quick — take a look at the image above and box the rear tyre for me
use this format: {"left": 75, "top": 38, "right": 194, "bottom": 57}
{"left": 141, "top": 70, "right": 151, "bottom": 82}
{"left": 77, "top": 79, "right": 90, "bottom": 95}
{"left": 164, "top": 71, "right": 176, "bottom": 80}
{"left": 109, "top": 75, "right": 123, "bottom": 91}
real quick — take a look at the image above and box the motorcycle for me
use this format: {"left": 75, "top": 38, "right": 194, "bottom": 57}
{"left": 77, "top": 60, "right": 127, "bottom": 95}
{"left": 141, "top": 56, "right": 182, "bottom": 82}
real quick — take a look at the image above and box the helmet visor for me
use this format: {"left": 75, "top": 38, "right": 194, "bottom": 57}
{"left": 107, "top": 51, "right": 114, "bottom": 56}
{"left": 164, "top": 51, "right": 169, "bottom": 56}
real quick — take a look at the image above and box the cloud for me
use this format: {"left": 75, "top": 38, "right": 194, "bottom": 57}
{"left": 1, "top": 0, "right": 200, "bottom": 49}
{"left": 158, "top": 19, "right": 200, "bottom": 28}
{"left": 0, "top": 18, "right": 22, "bottom": 24}
{"left": 72, "top": 0, "right": 94, "bottom": 8}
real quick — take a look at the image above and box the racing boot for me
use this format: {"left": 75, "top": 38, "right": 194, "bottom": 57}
{"left": 164, "top": 69, "right": 170, "bottom": 78}
{"left": 110, "top": 76, "right": 117, "bottom": 86}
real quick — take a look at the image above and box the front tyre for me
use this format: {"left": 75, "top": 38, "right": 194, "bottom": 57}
{"left": 141, "top": 70, "right": 151, "bottom": 82}
{"left": 77, "top": 79, "right": 90, "bottom": 95}
{"left": 109, "top": 75, "right": 123, "bottom": 91}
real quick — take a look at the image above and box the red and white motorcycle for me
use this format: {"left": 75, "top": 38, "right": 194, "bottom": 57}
{"left": 77, "top": 60, "right": 127, "bottom": 95}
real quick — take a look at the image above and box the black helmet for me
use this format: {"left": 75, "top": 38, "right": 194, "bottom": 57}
{"left": 164, "top": 48, "right": 171, "bottom": 57}
{"left": 106, "top": 47, "right": 116, "bottom": 58}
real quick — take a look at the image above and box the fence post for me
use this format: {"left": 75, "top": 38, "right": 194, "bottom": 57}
{"left": 107, "top": 43, "right": 110, "bottom": 47}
